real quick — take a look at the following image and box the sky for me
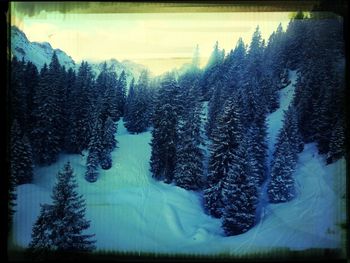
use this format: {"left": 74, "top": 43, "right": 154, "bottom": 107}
{"left": 11, "top": 3, "right": 291, "bottom": 75}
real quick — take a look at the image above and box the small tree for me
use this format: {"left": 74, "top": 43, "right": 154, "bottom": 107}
{"left": 28, "top": 163, "right": 95, "bottom": 257}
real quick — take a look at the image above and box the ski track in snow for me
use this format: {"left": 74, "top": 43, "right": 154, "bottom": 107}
{"left": 12, "top": 70, "right": 346, "bottom": 254}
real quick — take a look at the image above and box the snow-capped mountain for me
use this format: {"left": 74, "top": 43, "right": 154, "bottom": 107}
{"left": 11, "top": 26, "right": 76, "bottom": 70}
{"left": 11, "top": 26, "right": 148, "bottom": 85}
{"left": 89, "top": 58, "right": 148, "bottom": 85}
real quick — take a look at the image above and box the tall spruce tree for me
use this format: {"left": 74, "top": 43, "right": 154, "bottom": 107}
{"left": 268, "top": 106, "right": 300, "bottom": 203}
{"left": 99, "top": 117, "right": 117, "bottom": 170}
{"left": 327, "top": 118, "right": 346, "bottom": 164}
{"left": 150, "top": 72, "right": 179, "bottom": 183}
{"left": 204, "top": 97, "right": 244, "bottom": 217}
{"left": 66, "top": 61, "right": 96, "bottom": 153}
{"left": 124, "top": 78, "right": 135, "bottom": 123}
{"left": 124, "top": 70, "right": 151, "bottom": 133}
{"left": 31, "top": 53, "right": 63, "bottom": 164}
{"left": 173, "top": 107, "right": 204, "bottom": 190}
{"left": 221, "top": 134, "right": 259, "bottom": 236}
{"left": 85, "top": 113, "right": 103, "bottom": 183}
{"left": 28, "top": 163, "right": 95, "bottom": 257}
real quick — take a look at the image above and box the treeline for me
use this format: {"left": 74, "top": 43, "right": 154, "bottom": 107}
{"left": 9, "top": 55, "right": 131, "bottom": 183}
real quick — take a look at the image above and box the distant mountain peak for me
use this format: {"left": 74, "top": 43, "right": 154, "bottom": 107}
{"left": 11, "top": 27, "right": 147, "bottom": 86}
{"left": 11, "top": 27, "right": 75, "bottom": 70}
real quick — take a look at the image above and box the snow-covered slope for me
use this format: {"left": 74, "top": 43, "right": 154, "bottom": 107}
{"left": 13, "top": 130, "right": 346, "bottom": 255}
{"left": 11, "top": 26, "right": 76, "bottom": 70}
{"left": 12, "top": 70, "right": 346, "bottom": 255}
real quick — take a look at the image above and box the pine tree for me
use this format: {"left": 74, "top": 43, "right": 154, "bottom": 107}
{"left": 327, "top": 118, "right": 346, "bottom": 164}
{"left": 28, "top": 204, "right": 54, "bottom": 258}
{"left": 206, "top": 82, "right": 223, "bottom": 139}
{"left": 200, "top": 41, "right": 225, "bottom": 100}
{"left": 221, "top": 135, "right": 259, "bottom": 236}
{"left": 116, "top": 70, "right": 127, "bottom": 116}
{"left": 221, "top": 38, "right": 246, "bottom": 97}
{"left": 96, "top": 62, "right": 120, "bottom": 123}
{"left": 173, "top": 107, "right": 204, "bottom": 190}
{"left": 31, "top": 53, "right": 63, "bottom": 165}
{"left": 246, "top": 123, "right": 267, "bottom": 186}
{"left": 268, "top": 106, "right": 300, "bottom": 203}
{"left": 66, "top": 61, "right": 96, "bottom": 153}
{"left": 23, "top": 61, "right": 39, "bottom": 135}
{"left": 150, "top": 73, "right": 179, "bottom": 183}
{"left": 99, "top": 117, "right": 117, "bottom": 170}
{"left": 85, "top": 115, "right": 102, "bottom": 182}
{"left": 124, "top": 78, "right": 135, "bottom": 123}
{"left": 10, "top": 57, "right": 27, "bottom": 132}
{"left": 28, "top": 163, "right": 95, "bottom": 257}
{"left": 8, "top": 162, "right": 17, "bottom": 230}
{"left": 10, "top": 120, "right": 34, "bottom": 185}
{"left": 124, "top": 70, "right": 151, "bottom": 133}
{"left": 267, "top": 140, "right": 297, "bottom": 203}
{"left": 204, "top": 97, "right": 244, "bottom": 217}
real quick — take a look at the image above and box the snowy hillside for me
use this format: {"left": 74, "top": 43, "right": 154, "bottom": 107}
{"left": 11, "top": 26, "right": 76, "bottom": 70}
{"left": 13, "top": 71, "right": 346, "bottom": 254}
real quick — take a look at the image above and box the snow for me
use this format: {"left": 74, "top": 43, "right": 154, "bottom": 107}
{"left": 12, "top": 69, "right": 346, "bottom": 255}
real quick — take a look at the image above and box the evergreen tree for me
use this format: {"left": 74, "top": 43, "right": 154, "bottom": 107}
{"left": 124, "top": 70, "right": 151, "bottom": 133}
{"left": 221, "top": 135, "right": 259, "bottom": 236}
{"left": 31, "top": 53, "right": 63, "bottom": 164}
{"left": 200, "top": 41, "right": 225, "bottom": 100}
{"left": 124, "top": 78, "right": 135, "bottom": 123}
{"left": 23, "top": 61, "right": 39, "bottom": 134}
{"left": 11, "top": 120, "right": 34, "bottom": 185}
{"left": 246, "top": 122, "right": 268, "bottom": 186}
{"left": 204, "top": 97, "right": 244, "bottom": 217}
{"left": 206, "top": 81, "right": 223, "bottom": 139}
{"left": 8, "top": 161, "right": 17, "bottom": 230}
{"left": 99, "top": 117, "right": 117, "bottom": 170}
{"left": 327, "top": 118, "right": 346, "bottom": 164}
{"left": 96, "top": 62, "right": 119, "bottom": 123}
{"left": 66, "top": 61, "right": 96, "bottom": 153}
{"left": 173, "top": 107, "right": 204, "bottom": 190}
{"left": 85, "top": 114, "right": 103, "bottom": 182}
{"left": 150, "top": 73, "right": 179, "bottom": 183}
{"left": 28, "top": 163, "right": 95, "bottom": 257}
{"left": 221, "top": 38, "right": 246, "bottom": 97}
{"left": 268, "top": 106, "right": 300, "bottom": 203}
{"left": 28, "top": 204, "right": 54, "bottom": 258}
{"left": 10, "top": 57, "right": 27, "bottom": 132}
{"left": 116, "top": 70, "right": 127, "bottom": 116}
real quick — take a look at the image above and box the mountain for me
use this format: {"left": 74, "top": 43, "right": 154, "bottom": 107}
{"left": 11, "top": 26, "right": 148, "bottom": 85}
{"left": 89, "top": 58, "right": 148, "bottom": 85}
{"left": 11, "top": 26, "right": 76, "bottom": 70}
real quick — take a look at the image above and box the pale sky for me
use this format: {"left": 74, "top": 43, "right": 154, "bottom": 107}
{"left": 12, "top": 6, "right": 291, "bottom": 75}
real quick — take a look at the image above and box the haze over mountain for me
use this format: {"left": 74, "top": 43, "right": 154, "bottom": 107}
{"left": 11, "top": 26, "right": 148, "bottom": 84}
